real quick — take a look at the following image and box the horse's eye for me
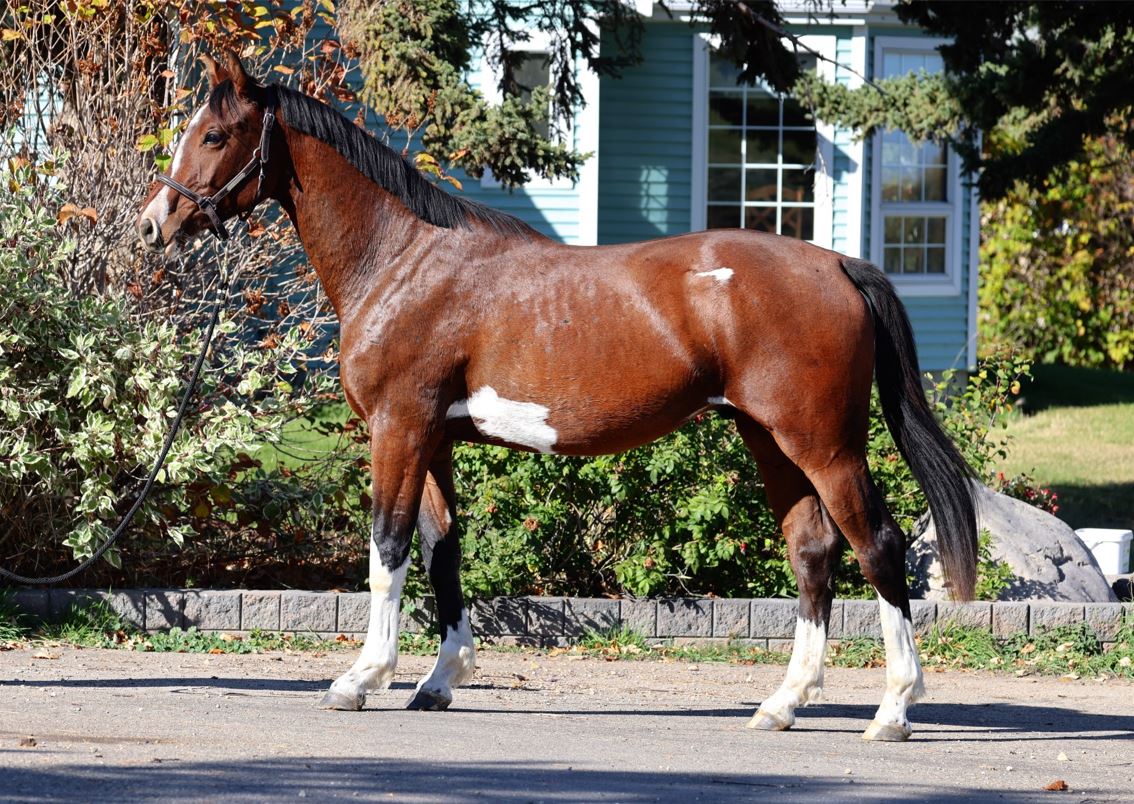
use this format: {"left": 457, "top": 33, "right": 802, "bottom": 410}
{"left": 203, "top": 131, "right": 224, "bottom": 146}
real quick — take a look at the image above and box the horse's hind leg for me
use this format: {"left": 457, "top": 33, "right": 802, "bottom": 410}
{"left": 406, "top": 444, "right": 476, "bottom": 711}
{"left": 738, "top": 421, "right": 841, "bottom": 731}
{"left": 803, "top": 454, "right": 925, "bottom": 742}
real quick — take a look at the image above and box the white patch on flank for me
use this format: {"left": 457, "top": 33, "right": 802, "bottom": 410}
{"left": 141, "top": 105, "right": 208, "bottom": 229}
{"left": 446, "top": 386, "right": 558, "bottom": 453}
{"left": 867, "top": 594, "right": 925, "bottom": 735}
{"left": 707, "top": 396, "right": 735, "bottom": 407}
{"left": 749, "top": 617, "right": 828, "bottom": 729}
{"left": 326, "top": 544, "right": 408, "bottom": 706}
{"left": 695, "top": 267, "right": 734, "bottom": 283}
{"left": 413, "top": 609, "right": 477, "bottom": 703}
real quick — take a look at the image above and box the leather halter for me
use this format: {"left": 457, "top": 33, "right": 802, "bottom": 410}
{"left": 157, "top": 103, "right": 276, "bottom": 241}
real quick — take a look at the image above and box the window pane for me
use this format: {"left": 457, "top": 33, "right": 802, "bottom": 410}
{"left": 883, "top": 246, "right": 902, "bottom": 273}
{"left": 901, "top": 167, "right": 922, "bottom": 201}
{"left": 782, "top": 130, "right": 815, "bottom": 166}
{"left": 709, "top": 53, "right": 740, "bottom": 87}
{"left": 746, "top": 94, "right": 779, "bottom": 127}
{"left": 881, "top": 138, "right": 902, "bottom": 166}
{"left": 927, "top": 217, "right": 946, "bottom": 244}
{"left": 709, "top": 92, "right": 744, "bottom": 127}
{"left": 707, "top": 204, "right": 740, "bottom": 229}
{"left": 881, "top": 167, "right": 901, "bottom": 202}
{"left": 745, "top": 169, "right": 778, "bottom": 201}
{"left": 926, "top": 247, "right": 946, "bottom": 273}
{"left": 923, "top": 167, "right": 946, "bottom": 201}
{"left": 781, "top": 207, "right": 813, "bottom": 240}
{"left": 508, "top": 53, "right": 550, "bottom": 140}
{"left": 745, "top": 129, "right": 778, "bottom": 164}
{"left": 744, "top": 206, "right": 778, "bottom": 233}
{"left": 781, "top": 169, "right": 813, "bottom": 203}
{"left": 921, "top": 140, "right": 946, "bottom": 167}
{"left": 708, "top": 168, "right": 741, "bottom": 201}
{"left": 903, "top": 247, "right": 924, "bottom": 274}
{"left": 884, "top": 215, "right": 902, "bottom": 244}
{"left": 709, "top": 128, "right": 742, "bottom": 163}
{"left": 781, "top": 97, "right": 811, "bottom": 128}
{"left": 903, "top": 217, "right": 925, "bottom": 244}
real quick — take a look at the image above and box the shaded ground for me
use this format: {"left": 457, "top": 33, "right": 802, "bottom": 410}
{"left": 1, "top": 647, "right": 1131, "bottom": 802}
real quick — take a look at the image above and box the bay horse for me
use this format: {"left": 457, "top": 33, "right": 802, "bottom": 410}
{"left": 137, "top": 54, "right": 977, "bottom": 742}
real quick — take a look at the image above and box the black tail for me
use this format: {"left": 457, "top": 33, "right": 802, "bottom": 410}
{"left": 841, "top": 257, "right": 978, "bottom": 600}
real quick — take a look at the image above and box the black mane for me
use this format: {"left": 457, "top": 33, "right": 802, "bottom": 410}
{"left": 210, "top": 80, "right": 537, "bottom": 237}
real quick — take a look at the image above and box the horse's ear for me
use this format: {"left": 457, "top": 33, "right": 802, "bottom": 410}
{"left": 222, "top": 51, "right": 255, "bottom": 98}
{"left": 199, "top": 54, "right": 229, "bottom": 89}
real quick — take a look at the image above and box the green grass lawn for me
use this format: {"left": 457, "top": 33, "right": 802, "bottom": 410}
{"left": 254, "top": 402, "right": 357, "bottom": 469}
{"left": 999, "top": 364, "right": 1134, "bottom": 529}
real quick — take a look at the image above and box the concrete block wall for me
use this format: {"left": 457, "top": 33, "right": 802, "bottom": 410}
{"left": 7, "top": 590, "right": 1133, "bottom": 647}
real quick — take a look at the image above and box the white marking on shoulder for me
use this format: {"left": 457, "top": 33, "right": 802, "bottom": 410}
{"left": 446, "top": 386, "right": 558, "bottom": 453}
{"left": 707, "top": 396, "right": 735, "bottom": 407}
{"left": 695, "top": 267, "right": 734, "bottom": 283}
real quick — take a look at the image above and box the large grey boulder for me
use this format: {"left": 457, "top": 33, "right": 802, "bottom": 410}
{"left": 907, "top": 483, "right": 1118, "bottom": 602}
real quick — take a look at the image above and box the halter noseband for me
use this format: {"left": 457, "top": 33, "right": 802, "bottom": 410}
{"left": 156, "top": 102, "right": 276, "bottom": 241}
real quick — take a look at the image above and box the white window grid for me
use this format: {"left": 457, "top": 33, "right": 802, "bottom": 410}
{"left": 870, "top": 37, "right": 963, "bottom": 296}
{"left": 705, "top": 51, "right": 818, "bottom": 238}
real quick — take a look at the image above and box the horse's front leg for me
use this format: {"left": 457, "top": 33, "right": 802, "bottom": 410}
{"left": 406, "top": 444, "right": 476, "bottom": 711}
{"left": 320, "top": 421, "right": 436, "bottom": 711}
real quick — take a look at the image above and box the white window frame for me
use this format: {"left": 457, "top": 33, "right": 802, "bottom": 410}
{"left": 691, "top": 32, "right": 836, "bottom": 249}
{"left": 475, "top": 31, "right": 600, "bottom": 245}
{"left": 870, "top": 36, "right": 963, "bottom": 296}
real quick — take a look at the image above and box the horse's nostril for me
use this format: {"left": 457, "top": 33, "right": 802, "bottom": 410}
{"left": 137, "top": 217, "right": 160, "bottom": 248}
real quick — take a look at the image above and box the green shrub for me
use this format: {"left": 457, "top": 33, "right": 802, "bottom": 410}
{"left": 980, "top": 127, "right": 1134, "bottom": 370}
{"left": 0, "top": 156, "right": 336, "bottom": 580}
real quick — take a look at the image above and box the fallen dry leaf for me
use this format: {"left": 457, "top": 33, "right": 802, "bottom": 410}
{"left": 1044, "top": 779, "right": 1068, "bottom": 792}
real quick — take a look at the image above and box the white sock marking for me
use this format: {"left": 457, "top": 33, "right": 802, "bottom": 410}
{"left": 328, "top": 545, "right": 408, "bottom": 704}
{"left": 870, "top": 594, "right": 925, "bottom": 732}
{"left": 751, "top": 616, "right": 827, "bottom": 728}
{"left": 415, "top": 610, "right": 476, "bottom": 703}
{"left": 695, "top": 267, "right": 734, "bottom": 283}
{"left": 446, "top": 386, "right": 558, "bottom": 453}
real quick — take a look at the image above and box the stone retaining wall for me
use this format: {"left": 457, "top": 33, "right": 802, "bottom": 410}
{"left": 9, "top": 589, "right": 1133, "bottom": 647}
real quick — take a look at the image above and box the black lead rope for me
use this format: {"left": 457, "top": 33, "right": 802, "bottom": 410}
{"left": 0, "top": 270, "right": 230, "bottom": 586}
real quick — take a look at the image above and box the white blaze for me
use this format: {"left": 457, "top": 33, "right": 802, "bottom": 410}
{"left": 446, "top": 386, "right": 558, "bottom": 453}
{"left": 141, "top": 105, "right": 208, "bottom": 229}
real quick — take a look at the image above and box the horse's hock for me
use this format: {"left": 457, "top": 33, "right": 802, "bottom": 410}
{"left": 9, "top": 589, "right": 1133, "bottom": 647}
{"left": 909, "top": 483, "right": 1120, "bottom": 602}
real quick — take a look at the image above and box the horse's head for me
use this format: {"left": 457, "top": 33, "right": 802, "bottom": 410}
{"left": 137, "top": 53, "right": 280, "bottom": 255}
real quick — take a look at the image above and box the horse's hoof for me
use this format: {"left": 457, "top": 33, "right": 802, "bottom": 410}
{"left": 319, "top": 690, "right": 364, "bottom": 711}
{"left": 406, "top": 688, "right": 452, "bottom": 711}
{"left": 862, "top": 720, "right": 911, "bottom": 742}
{"left": 747, "top": 709, "right": 792, "bottom": 731}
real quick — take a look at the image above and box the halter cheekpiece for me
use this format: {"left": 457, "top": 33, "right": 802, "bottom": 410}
{"left": 157, "top": 101, "right": 276, "bottom": 240}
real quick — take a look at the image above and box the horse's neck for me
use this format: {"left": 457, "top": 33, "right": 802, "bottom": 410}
{"left": 277, "top": 130, "right": 438, "bottom": 323}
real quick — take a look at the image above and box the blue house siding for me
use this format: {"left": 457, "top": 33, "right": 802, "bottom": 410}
{"left": 829, "top": 28, "right": 860, "bottom": 256}
{"left": 597, "top": 23, "right": 694, "bottom": 243}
